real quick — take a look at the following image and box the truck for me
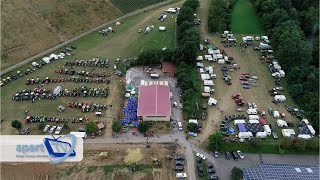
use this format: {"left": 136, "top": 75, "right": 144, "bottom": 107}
{"left": 263, "top": 125, "right": 272, "bottom": 136}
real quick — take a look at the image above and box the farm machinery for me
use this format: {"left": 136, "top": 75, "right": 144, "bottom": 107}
{"left": 66, "top": 101, "right": 109, "bottom": 112}
{"left": 55, "top": 68, "right": 107, "bottom": 77}
{"left": 64, "top": 58, "right": 109, "bottom": 67}
{"left": 26, "top": 115, "right": 89, "bottom": 123}
{"left": 26, "top": 77, "right": 110, "bottom": 85}
{"left": 232, "top": 93, "right": 245, "bottom": 106}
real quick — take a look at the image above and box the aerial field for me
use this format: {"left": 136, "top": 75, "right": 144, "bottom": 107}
{"left": 0, "top": 1, "right": 182, "bottom": 135}
{"left": 231, "top": 0, "right": 265, "bottom": 34}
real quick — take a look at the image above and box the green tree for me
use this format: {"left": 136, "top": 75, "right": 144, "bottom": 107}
{"left": 289, "top": 84, "right": 303, "bottom": 98}
{"left": 86, "top": 121, "right": 97, "bottom": 134}
{"left": 187, "top": 123, "right": 198, "bottom": 133}
{"left": 208, "top": 132, "right": 223, "bottom": 150}
{"left": 138, "top": 122, "right": 151, "bottom": 133}
{"left": 11, "top": 120, "right": 22, "bottom": 130}
{"left": 231, "top": 166, "right": 243, "bottom": 180}
{"left": 112, "top": 121, "right": 122, "bottom": 133}
{"left": 176, "top": 6, "right": 194, "bottom": 25}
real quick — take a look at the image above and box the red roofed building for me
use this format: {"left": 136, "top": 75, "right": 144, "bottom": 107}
{"left": 162, "top": 62, "right": 176, "bottom": 77}
{"left": 137, "top": 85, "right": 171, "bottom": 121}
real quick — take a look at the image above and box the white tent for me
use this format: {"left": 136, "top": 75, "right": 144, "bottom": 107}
{"left": 238, "top": 132, "right": 253, "bottom": 139}
{"left": 273, "top": 111, "right": 280, "bottom": 118}
{"left": 281, "top": 129, "right": 295, "bottom": 137}
{"left": 201, "top": 74, "right": 210, "bottom": 80}
{"left": 256, "top": 131, "right": 267, "bottom": 138}
{"left": 70, "top": 132, "right": 87, "bottom": 138}
{"left": 203, "top": 80, "right": 214, "bottom": 86}
{"left": 234, "top": 119, "right": 245, "bottom": 125}
{"left": 189, "top": 119, "right": 198, "bottom": 124}
{"left": 249, "top": 115, "right": 259, "bottom": 120}
{"left": 247, "top": 108, "right": 257, "bottom": 115}
{"left": 217, "top": 59, "right": 225, "bottom": 64}
{"left": 297, "top": 134, "right": 312, "bottom": 140}
{"left": 197, "top": 56, "right": 204, "bottom": 61}
{"left": 208, "top": 49, "right": 214, "bottom": 55}
{"left": 204, "top": 55, "right": 213, "bottom": 61}
{"left": 307, "top": 125, "right": 315, "bottom": 135}
{"left": 277, "top": 119, "right": 288, "bottom": 127}
{"left": 208, "top": 97, "right": 217, "bottom": 105}
{"left": 205, "top": 66, "right": 213, "bottom": 72}
{"left": 203, "top": 86, "right": 211, "bottom": 93}
{"left": 274, "top": 95, "right": 286, "bottom": 102}
{"left": 159, "top": 26, "right": 166, "bottom": 31}
{"left": 249, "top": 120, "right": 259, "bottom": 124}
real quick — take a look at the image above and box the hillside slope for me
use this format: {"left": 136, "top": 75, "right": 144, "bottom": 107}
{"left": 1, "top": 0, "right": 123, "bottom": 70}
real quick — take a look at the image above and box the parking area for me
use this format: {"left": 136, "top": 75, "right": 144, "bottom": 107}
{"left": 213, "top": 153, "right": 319, "bottom": 179}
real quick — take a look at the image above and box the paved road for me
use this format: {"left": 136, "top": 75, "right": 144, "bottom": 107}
{"left": 0, "top": 0, "right": 177, "bottom": 75}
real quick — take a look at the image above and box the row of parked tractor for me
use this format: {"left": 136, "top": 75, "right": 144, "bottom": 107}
{"left": 25, "top": 77, "right": 110, "bottom": 85}
{"left": 55, "top": 68, "right": 108, "bottom": 77}
{"left": 64, "top": 58, "right": 109, "bottom": 67}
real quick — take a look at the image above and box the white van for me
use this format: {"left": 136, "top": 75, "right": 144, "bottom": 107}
{"left": 263, "top": 125, "right": 271, "bottom": 136}
{"left": 177, "top": 122, "right": 183, "bottom": 131}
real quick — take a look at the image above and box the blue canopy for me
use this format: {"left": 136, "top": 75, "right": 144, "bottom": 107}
{"left": 237, "top": 123, "right": 246, "bottom": 132}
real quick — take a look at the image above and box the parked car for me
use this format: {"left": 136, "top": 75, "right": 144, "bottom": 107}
{"left": 176, "top": 173, "right": 187, "bottom": 178}
{"left": 175, "top": 160, "right": 185, "bottom": 166}
{"left": 174, "top": 155, "right": 185, "bottom": 160}
{"left": 174, "top": 166, "right": 184, "bottom": 171}
{"left": 272, "top": 131, "right": 278, "bottom": 139}
{"left": 207, "top": 164, "right": 215, "bottom": 173}
{"left": 208, "top": 174, "right": 219, "bottom": 180}
{"left": 197, "top": 163, "right": 204, "bottom": 177}
{"left": 48, "top": 126, "right": 57, "bottom": 134}
{"left": 55, "top": 124, "right": 64, "bottom": 135}
{"left": 43, "top": 125, "right": 50, "bottom": 133}
{"left": 231, "top": 151, "right": 239, "bottom": 160}
{"left": 213, "top": 150, "right": 219, "bottom": 158}
{"left": 196, "top": 153, "right": 206, "bottom": 160}
{"left": 236, "top": 150, "right": 244, "bottom": 159}
{"left": 225, "top": 151, "right": 231, "bottom": 160}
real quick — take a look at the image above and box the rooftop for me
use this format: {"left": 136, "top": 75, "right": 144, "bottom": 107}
{"left": 162, "top": 61, "right": 176, "bottom": 73}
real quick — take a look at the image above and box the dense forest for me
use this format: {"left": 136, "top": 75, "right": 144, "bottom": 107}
{"left": 207, "top": 0, "right": 232, "bottom": 32}
{"left": 251, "top": 0, "right": 319, "bottom": 132}
{"left": 133, "top": 0, "right": 202, "bottom": 119}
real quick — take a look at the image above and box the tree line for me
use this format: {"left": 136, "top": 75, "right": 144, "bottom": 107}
{"left": 251, "top": 0, "right": 319, "bottom": 132}
{"left": 132, "top": 0, "right": 202, "bottom": 119}
{"left": 207, "top": 0, "right": 232, "bottom": 32}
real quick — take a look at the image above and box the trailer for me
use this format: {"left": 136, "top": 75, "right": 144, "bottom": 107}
{"left": 263, "top": 125, "right": 271, "bottom": 136}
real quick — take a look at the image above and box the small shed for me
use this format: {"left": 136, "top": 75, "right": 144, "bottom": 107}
{"left": 162, "top": 62, "right": 176, "bottom": 76}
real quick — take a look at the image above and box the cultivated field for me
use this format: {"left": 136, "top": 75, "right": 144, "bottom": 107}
{"left": 1, "top": 143, "right": 184, "bottom": 180}
{"left": 112, "top": 0, "right": 169, "bottom": 13}
{"left": 0, "top": 1, "right": 183, "bottom": 136}
{"left": 231, "top": 0, "right": 265, "bottom": 34}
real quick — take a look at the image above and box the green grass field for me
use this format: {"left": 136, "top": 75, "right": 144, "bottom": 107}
{"left": 231, "top": 0, "right": 265, "bottom": 34}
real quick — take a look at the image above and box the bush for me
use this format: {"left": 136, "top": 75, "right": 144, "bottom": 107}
{"left": 208, "top": 132, "right": 223, "bottom": 151}
{"left": 86, "top": 121, "right": 97, "bottom": 134}
{"left": 112, "top": 121, "right": 122, "bottom": 133}
{"left": 138, "top": 122, "right": 151, "bottom": 133}
{"left": 11, "top": 120, "right": 22, "bottom": 130}
{"left": 231, "top": 167, "right": 243, "bottom": 180}
{"left": 38, "top": 122, "right": 45, "bottom": 131}
{"left": 187, "top": 123, "right": 198, "bottom": 133}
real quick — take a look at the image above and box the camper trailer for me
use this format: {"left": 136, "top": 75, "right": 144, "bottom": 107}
{"left": 263, "top": 125, "right": 272, "bottom": 136}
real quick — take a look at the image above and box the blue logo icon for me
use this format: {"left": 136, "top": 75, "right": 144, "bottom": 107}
{"left": 43, "top": 134, "right": 77, "bottom": 164}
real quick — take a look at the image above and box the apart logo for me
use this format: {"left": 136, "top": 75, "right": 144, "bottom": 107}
{"left": 0, "top": 135, "right": 83, "bottom": 163}
{"left": 43, "top": 134, "right": 77, "bottom": 164}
